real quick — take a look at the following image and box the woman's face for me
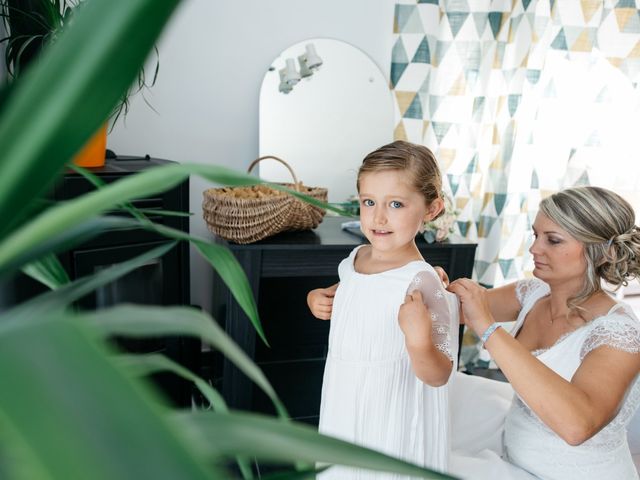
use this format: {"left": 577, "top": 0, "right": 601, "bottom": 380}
{"left": 529, "top": 212, "right": 587, "bottom": 284}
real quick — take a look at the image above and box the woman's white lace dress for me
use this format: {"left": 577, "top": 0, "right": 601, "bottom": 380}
{"left": 450, "top": 278, "right": 640, "bottom": 480}
{"left": 318, "top": 245, "right": 459, "bottom": 478}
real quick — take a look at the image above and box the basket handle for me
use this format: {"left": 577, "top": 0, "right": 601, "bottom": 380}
{"left": 247, "top": 156, "right": 301, "bottom": 192}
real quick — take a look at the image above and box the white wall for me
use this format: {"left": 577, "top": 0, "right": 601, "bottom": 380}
{"left": 108, "top": 0, "right": 396, "bottom": 311}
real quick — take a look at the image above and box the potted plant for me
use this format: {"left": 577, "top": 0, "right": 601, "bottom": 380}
{"left": 0, "top": 0, "right": 159, "bottom": 167}
{"left": 0, "top": 1, "right": 454, "bottom": 478}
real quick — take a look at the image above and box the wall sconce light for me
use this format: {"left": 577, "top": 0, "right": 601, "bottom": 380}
{"left": 278, "top": 69, "right": 293, "bottom": 93}
{"left": 298, "top": 55, "right": 313, "bottom": 78}
{"left": 276, "top": 43, "right": 323, "bottom": 94}
{"left": 283, "top": 58, "right": 301, "bottom": 85}
{"left": 278, "top": 68, "right": 293, "bottom": 94}
{"left": 302, "top": 43, "right": 323, "bottom": 70}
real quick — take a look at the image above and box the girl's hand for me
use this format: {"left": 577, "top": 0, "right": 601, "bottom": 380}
{"left": 307, "top": 283, "right": 338, "bottom": 320}
{"left": 447, "top": 278, "right": 494, "bottom": 335}
{"left": 398, "top": 290, "right": 433, "bottom": 349}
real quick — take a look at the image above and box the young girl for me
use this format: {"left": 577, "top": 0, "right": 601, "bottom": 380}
{"left": 307, "top": 140, "right": 459, "bottom": 477}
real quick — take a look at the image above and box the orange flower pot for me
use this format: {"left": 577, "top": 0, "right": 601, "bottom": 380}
{"left": 72, "top": 124, "right": 107, "bottom": 168}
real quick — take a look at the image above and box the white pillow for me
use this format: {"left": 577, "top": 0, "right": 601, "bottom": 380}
{"left": 450, "top": 371, "right": 514, "bottom": 455}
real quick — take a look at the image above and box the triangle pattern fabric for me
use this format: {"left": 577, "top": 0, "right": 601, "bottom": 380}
{"left": 447, "top": 12, "right": 470, "bottom": 37}
{"left": 488, "top": 12, "right": 503, "bottom": 39}
{"left": 473, "top": 12, "right": 489, "bottom": 37}
{"left": 494, "top": 193, "right": 508, "bottom": 216}
{"left": 551, "top": 28, "right": 569, "bottom": 50}
{"left": 392, "top": 37, "right": 409, "bottom": 63}
{"left": 395, "top": 5, "right": 417, "bottom": 33}
{"left": 404, "top": 6, "right": 426, "bottom": 34}
{"left": 498, "top": 259, "right": 514, "bottom": 279}
{"left": 429, "top": 95, "right": 444, "bottom": 116}
{"left": 396, "top": 91, "right": 418, "bottom": 117}
{"left": 412, "top": 36, "right": 431, "bottom": 63}
{"left": 432, "top": 122, "right": 452, "bottom": 144}
{"left": 391, "top": 63, "right": 409, "bottom": 88}
{"left": 405, "top": 93, "right": 424, "bottom": 119}
{"left": 391, "top": 0, "right": 640, "bottom": 290}
{"left": 581, "top": 0, "right": 601, "bottom": 23}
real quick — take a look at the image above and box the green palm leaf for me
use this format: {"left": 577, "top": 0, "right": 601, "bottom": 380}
{"left": 117, "top": 353, "right": 255, "bottom": 480}
{"left": 259, "top": 468, "right": 329, "bottom": 480}
{"left": 4, "top": 242, "right": 175, "bottom": 323}
{"left": 0, "top": 312, "right": 219, "bottom": 479}
{"left": 116, "top": 353, "right": 227, "bottom": 411}
{"left": 0, "top": 216, "right": 139, "bottom": 278}
{"left": 82, "top": 304, "right": 286, "bottom": 418}
{"left": 21, "top": 252, "right": 69, "bottom": 289}
{"left": 173, "top": 410, "right": 455, "bottom": 479}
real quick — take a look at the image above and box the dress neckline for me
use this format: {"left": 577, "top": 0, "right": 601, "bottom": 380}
{"left": 350, "top": 244, "right": 426, "bottom": 276}
{"left": 528, "top": 302, "right": 624, "bottom": 357}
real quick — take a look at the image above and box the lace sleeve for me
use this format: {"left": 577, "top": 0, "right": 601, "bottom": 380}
{"left": 407, "top": 269, "right": 454, "bottom": 361}
{"left": 515, "top": 278, "right": 547, "bottom": 307}
{"left": 580, "top": 310, "right": 640, "bottom": 361}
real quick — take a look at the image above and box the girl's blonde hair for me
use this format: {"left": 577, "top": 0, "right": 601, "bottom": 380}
{"left": 357, "top": 140, "right": 444, "bottom": 220}
{"left": 539, "top": 186, "right": 640, "bottom": 311}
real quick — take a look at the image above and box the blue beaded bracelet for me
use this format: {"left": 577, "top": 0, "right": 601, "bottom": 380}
{"left": 480, "top": 323, "right": 501, "bottom": 345}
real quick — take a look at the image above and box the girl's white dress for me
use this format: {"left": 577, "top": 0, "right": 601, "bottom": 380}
{"left": 450, "top": 277, "right": 640, "bottom": 480}
{"left": 318, "top": 245, "right": 459, "bottom": 478}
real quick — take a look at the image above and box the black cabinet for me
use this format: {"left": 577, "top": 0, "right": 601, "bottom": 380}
{"left": 211, "top": 216, "right": 477, "bottom": 424}
{"left": 53, "top": 156, "right": 190, "bottom": 309}
{"left": 0, "top": 156, "right": 193, "bottom": 405}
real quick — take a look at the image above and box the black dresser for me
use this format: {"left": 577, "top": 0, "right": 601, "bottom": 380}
{"left": 0, "top": 156, "right": 193, "bottom": 405}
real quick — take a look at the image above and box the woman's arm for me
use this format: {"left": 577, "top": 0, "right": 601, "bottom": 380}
{"left": 484, "top": 327, "right": 639, "bottom": 444}
{"left": 449, "top": 278, "right": 640, "bottom": 445}
{"left": 398, "top": 290, "right": 452, "bottom": 386}
{"left": 483, "top": 282, "right": 521, "bottom": 323}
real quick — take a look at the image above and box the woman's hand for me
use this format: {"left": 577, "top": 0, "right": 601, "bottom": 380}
{"left": 307, "top": 283, "right": 338, "bottom": 320}
{"left": 447, "top": 278, "right": 494, "bottom": 336}
{"left": 398, "top": 290, "right": 433, "bottom": 349}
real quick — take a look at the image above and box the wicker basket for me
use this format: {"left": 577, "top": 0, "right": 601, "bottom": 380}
{"left": 202, "top": 156, "right": 328, "bottom": 244}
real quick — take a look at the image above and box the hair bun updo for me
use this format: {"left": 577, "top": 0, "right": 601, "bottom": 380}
{"left": 601, "top": 225, "right": 640, "bottom": 287}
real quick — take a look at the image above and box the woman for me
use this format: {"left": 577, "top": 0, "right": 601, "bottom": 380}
{"left": 448, "top": 186, "right": 640, "bottom": 479}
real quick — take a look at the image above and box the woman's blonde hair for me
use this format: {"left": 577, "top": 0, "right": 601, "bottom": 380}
{"left": 539, "top": 186, "right": 640, "bottom": 311}
{"left": 357, "top": 140, "right": 444, "bottom": 220}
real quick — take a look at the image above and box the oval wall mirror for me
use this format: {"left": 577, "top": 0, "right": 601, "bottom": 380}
{"left": 259, "top": 38, "right": 393, "bottom": 203}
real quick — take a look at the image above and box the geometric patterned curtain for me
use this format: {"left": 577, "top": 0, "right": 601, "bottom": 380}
{"left": 392, "top": 0, "right": 640, "bottom": 287}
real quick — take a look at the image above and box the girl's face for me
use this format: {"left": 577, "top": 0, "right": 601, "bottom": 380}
{"left": 358, "top": 170, "right": 441, "bottom": 257}
{"left": 529, "top": 212, "right": 587, "bottom": 284}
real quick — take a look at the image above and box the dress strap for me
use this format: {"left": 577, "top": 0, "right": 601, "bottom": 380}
{"left": 510, "top": 278, "right": 550, "bottom": 337}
